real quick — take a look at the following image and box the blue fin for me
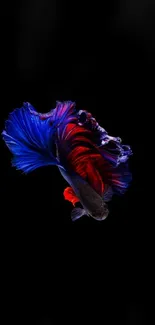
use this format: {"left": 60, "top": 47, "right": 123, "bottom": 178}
{"left": 1, "top": 102, "right": 63, "bottom": 173}
{"left": 103, "top": 184, "right": 113, "bottom": 202}
{"left": 71, "top": 207, "right": 86, "bottom": 221}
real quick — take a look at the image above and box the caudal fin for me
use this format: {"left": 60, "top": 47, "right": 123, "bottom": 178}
{"left": 2, "top": 102, "right": 62, "bottom": 173}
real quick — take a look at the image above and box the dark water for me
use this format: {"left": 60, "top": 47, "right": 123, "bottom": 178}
{"left": 0, "top": 1, "right": 151, "bottom": 324}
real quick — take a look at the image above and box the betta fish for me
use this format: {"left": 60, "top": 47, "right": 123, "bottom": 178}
{"left": 1, "top": 101, "right": 132, "bottom": 221}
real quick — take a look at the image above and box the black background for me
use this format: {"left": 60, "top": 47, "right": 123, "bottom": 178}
{"left": 0, "top": 1, "right": 151, "bottom": 324}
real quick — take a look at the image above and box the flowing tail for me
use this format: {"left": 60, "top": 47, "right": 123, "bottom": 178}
{"left": 1, "top": 102, "right": 63, "bottom": 173}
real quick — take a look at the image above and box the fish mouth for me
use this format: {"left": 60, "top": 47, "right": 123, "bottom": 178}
{"left": 90, "top": 204, "right": 109, "bottom": 221}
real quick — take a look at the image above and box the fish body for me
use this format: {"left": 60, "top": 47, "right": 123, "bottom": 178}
{"left": 58, "top": 166, "right": 109, "bottom": 221}
{"left": 1, "top": 101, "right": 132, "bottom": 222}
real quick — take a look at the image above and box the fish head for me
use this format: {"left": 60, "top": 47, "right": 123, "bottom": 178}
{"left": 89, "top": 202, "right": 109, "bottom": 221}
{"left": 58, "top": 166, "right": 109, "bottom": 222}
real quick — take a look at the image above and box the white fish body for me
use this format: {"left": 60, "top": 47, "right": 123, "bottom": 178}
{"left": 58, "top": 166, "right": 109, "bottom": 221}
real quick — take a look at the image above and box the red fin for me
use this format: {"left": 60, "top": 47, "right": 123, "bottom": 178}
{"left": 86, "top": 161, "right": 104, "bottom": 196}
{"left": 67, "top": 146, "right": 105, "bottom": 196}
{"left": 63, "top": 187, "right": 80, "bottom": 206}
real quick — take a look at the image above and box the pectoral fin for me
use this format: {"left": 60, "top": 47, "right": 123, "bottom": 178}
{"left": 71, "top": 207, "right": 86, "bottom": 221}
{"left": 103, "top": 185, "right": 113, "bottom": 202}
